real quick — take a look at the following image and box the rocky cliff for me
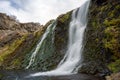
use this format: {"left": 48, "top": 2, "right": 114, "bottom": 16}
{"left": 0, "top": 0, "right": 120, "bottom": 79}
{"left": 0, "top": 13, "right": 45, "bottom": 69}
{"left": 0, "top": 11, "right": 71, "bottom": 70}
{"left": 80, "top": 0, "right": 120, "bottom": 77}
{"left": 22, "top": 12, "right": 71, "bottom": 71}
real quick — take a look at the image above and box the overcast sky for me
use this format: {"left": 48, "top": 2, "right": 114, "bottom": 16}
{"left": 0, "top": 0, "right": 87, "bottom": 24}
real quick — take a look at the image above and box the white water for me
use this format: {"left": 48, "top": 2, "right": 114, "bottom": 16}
{"left": 29, "top": 0, "right": 90, "bottom": 77}
{"left": 26, "top": 22, "right": 56, "bottom": 69}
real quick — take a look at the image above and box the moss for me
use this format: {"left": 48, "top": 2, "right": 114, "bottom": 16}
{"left": 104, "top": 19, "right": 120, "bottom": 26}
{"left": 116, "top": 5, "right": 120, "bottom": 9}
{"left": 105, "top": 26, "right": 119, "bottom": 37}
{"left": 104, "top": 38, "right": 118, "bottom": 51}
{"left": 9, "top": 58, "right": 21, "bottom": 69}
{"left": 100, "top": 5, "right": 108, "bottom": 11}
{"left": 80, "top": 0, "right": 120, "bottom": 74}
{"left": 108, "top": 10, "right": 115, "bottom": 18}
{"left": 12, "top": 58, "right": 21, "bottom": 65}
{"left": 0, "top": 35, "right": 27, "bottom": 63}
{"left": 59, "top": 12, "right": 71, "bottom": 23}
{"left": 103, "top": 19, "right": 120, "bottom": 59}
{"left": 108, "top": 59, "right": 120, "bottom": 73}
{"left": 0, "top": 73, "right": 4, "bottom": 79}
{"left": 92, "top": 21, "right": 98, "bottom": 29}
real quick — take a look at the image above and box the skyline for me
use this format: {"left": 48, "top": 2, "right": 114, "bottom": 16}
{"left": 0, "top": 0, "right": 87, "bottom": 24}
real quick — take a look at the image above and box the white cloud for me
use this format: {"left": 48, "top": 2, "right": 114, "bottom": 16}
{"left": 0, "top": 0, "right": 88, "bottom": 24}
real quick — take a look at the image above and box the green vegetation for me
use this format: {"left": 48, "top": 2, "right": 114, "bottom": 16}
{"left": 59, "top": 12, "right": 71, "bottom": 23}
{"left": 0, "top": 31, "right": 44, "bottom": 69}
{"left": 108, "top": 59, "right": 120, "bottom": 73}
{"left": 104, "top": 19, "right": 120, "bottom": 26}
{"left": 102, "top": 4, "right": 120, "bottom": 73}
{"left": 81, "top": 1, "right": 120, "bottom": 74}
{"left": 0, "top": 35, "right": 27, "bottom": 63}
{"left": 0, "top": 73, "right": 4, "bottom": 79}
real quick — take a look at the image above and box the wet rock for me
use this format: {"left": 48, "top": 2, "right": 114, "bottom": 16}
{"left": 79, "top": 0, "right": 120, "bottom": 75}
{"left": 0, "top": 70, "right": 103, "bottom": 80}
{"left": 106, "top": 72, "right": 120, "bottom": 80}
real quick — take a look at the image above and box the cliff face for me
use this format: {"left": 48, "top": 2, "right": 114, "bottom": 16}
{"left": 0, "top": 13, "right": 45, "bottom": 69}
{"left": 0, "top": 0, "right": 120, "bottom": 78}
{"left": 0, "top": 11, "right": 71, "bottom": 70}
{"left": 80, "top": 0, "right": 120, "bottom": 75}
{"left": 22, "top": 12, "right": 72, "bottom": 71}
{"left": 0, "top": 13, "right": 42, "bottom": 32}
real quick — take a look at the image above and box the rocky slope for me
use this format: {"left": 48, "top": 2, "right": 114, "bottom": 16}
{"left": 0, "top": 11, "right": 71, "bottom": 70}
{"left": 0, "top": 13, "right": 45, "bottom": 69}
{"left": 79, "top": 0, "right": 120, "bottom": 78}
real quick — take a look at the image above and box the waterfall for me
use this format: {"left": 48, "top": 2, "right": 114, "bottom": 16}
{"left": 26, "top": 21, "right": 56, "bottom": 69}
{"left": 28, "top": 0, "right": 90, "bottom": 77}
{"left": 56, "top": 0, "right": 90, "bottom": 73}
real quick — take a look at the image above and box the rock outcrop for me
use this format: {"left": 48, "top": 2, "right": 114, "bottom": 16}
{"left": 79, "top": 0, "right": 120, "bottom": 76}
{"left": 106, "top": 72, "right": 120, "bottom": 80}
{"left": 0, "top": 13, "right": 45, "bottom": 69}
{"left": 22, "top": 12, "right": 72, "bottom": 71}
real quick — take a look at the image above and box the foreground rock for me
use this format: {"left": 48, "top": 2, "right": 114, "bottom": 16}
{"left": 106, "top": 72, "right": 120, "bottom": 80}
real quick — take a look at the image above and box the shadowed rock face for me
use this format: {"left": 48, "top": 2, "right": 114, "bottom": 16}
{"left": 79, "top": 0, "right": 120, "bottom": 76}
{"left": 95, "top": 0, "right": 107, "bottom": 5}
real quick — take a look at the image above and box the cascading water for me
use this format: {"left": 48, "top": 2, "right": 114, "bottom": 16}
{"left": 28, "top": 0, "right": 90, "bottom": 77}
{"left": 26, "top": 21, "right": 56, "bottom": 69}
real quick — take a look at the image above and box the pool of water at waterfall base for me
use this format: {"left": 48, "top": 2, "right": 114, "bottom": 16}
{"left": 0, "top": 70, "right": 104, "bottom": 80}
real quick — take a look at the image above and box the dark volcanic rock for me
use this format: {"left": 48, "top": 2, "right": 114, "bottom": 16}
{"left": 79, "top": 0, "right": 120, "bottom": 76}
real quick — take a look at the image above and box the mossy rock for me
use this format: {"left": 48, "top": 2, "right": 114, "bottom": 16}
{"left": 0, "top": 30, "right": 44, "bottom": 69}
{"left": 108, "top": 59, "right": 120, "bottom": 73}
{"left": 80, "top": 0, "right": 120, "bottom": 75}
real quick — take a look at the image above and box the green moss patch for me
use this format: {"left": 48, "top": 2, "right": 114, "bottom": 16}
{"left": 59, "top": 12, "right": 71, "bottom": 23}
{"left": 0, "top": 35, "right": 27, "bottom": 63}
{"left": 108, "top": 59, "right": 120, "bottom": 73}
